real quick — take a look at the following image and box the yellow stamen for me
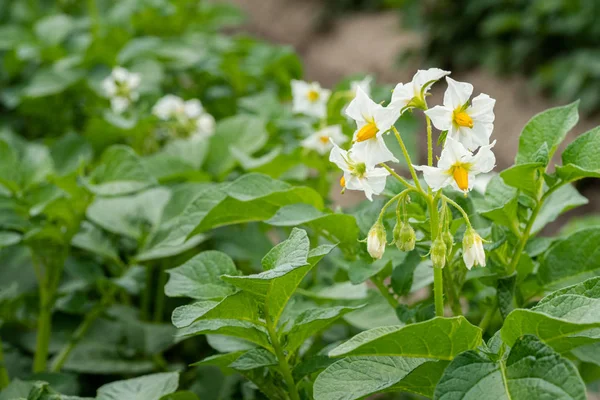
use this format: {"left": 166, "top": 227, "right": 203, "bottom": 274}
{"left": 452, "top": 164, "right": 469, "bottom": 191}
{"left": 339, "top": 175, "right": 346, "bottom": 188}
{"left": 307, "top": 90, "right": 320, "bottom": 102}
{"left": 319, "top": 135, "right": 329, "bottom": 144}
{"left": 355, "top": 121, "right": 379, "bottom": 142}
{"left": 453, "top": 110, "right": 474, "bottom": 128}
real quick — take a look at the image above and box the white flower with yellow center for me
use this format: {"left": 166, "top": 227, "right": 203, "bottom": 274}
{"left": 102, "top": 67, "right": 141, "bottom": 114}
{"left": 413, "top": 137, "right": 496, "bottom": 194}
{"left": 291, "top": 80, "right": 331, "bottom": 118}
{"left": 346, "top": 87, "right": 399, "bottom": 166}
{"left": 390, "top": 68, "right": 450, "bottom": 112}
{"left": 462, "top": 228, "right": 486, "bottom": 269}
{"left": 301, "top": 125, "right": 347, "bottom": 155}
{"left": 425, "top": 77, "right": 496, "bottom": 151}
{"left": 152, "top": 95, "right": 185, "bottom": 120}
{"left": 329, "top": 141, "right": 390, "bottom": 201}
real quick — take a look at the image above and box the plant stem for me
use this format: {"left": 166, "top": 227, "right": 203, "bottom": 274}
{"left": 33, "top": 290, "right": 52, "bottom": 373}
{"left": 153, "top": 266, "right": 167, "bottom": 322}
{"left": 50, "top": 308, "right": 99, "bottom": 372}
{"left": 0, "top": 337, "right": 9, "bottom": 389}
{"left": 266, "top": 320, "right": 300, "bottom": 400}
{"left": 379, "top": 163, "right": 413, "bottom": 189}
{"left": 426, "top": 115, "right": 433, "bottom": 167}
{"left": 442, "top": 195, "right": 473, "bottom": 229}
{"left": 443, "top": 267, "right": 462, "bottom": 315}
{"left": 391, "top": 126, "right": 423, "bottom": 192}
{"left": 429, "top": 197, "right": 444, "bottom": 317}
{"left": 372, "top": 276, "right": 397, "bottom": 308}
{"left": 142, "top": 265, "right": 153, "bottom": 321}
{"left": 376, "top": 188, "right": 416, "bottom": 223}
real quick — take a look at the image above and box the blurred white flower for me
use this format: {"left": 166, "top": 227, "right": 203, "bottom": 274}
{"left": 102, "top": 67, "right": 141, "bottom": 114}
{"left": 413, "top": 137, "right": 496, "bottom": 194}
{"left": 152, "top": 94, "right": 185, "bottom": 120}
{"left": 329, "top": 140, "right": 390, "bottom": 201}
{"left": 462, "top": 228, "right": 486, "bottom": 269}
{"left": 291, "top": 80, "right": 331, "bottom": 118}
{"left": 346, "top": 87, "right": 398, "bottom": 166}
{"left": 184, "top": 99, "right": 204, "bottom": 119}
{"left": 301, "top": 125, "right": 347, "bottom": 155}
{"left": 350, "top": 76, "right": 373, "bottom": 97}
{"left": 425, "top": 77, "right": 496, "bottom": 151}
{"left": 390, "top": 68, "right": 449, "bottom": 112}
{"left": 191, "top": 113, "right": 216, "bottom": 140}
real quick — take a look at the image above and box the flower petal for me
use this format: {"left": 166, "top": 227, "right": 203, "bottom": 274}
{"left": 373, "top": 105, "right": 400, "bottom": 133}
{"left": 471, "top": 140, "right": 496, "bottom": 174}
{"left": 413, "top": 165, "right": 452, "bottom": 191}
{"left": 353, "top": 137, "right": 398, "bottom": 166}
{"left": 346, "top": 86, "right": 372, "bottom": 123}
{"left": 390, "top": 82, "right": 414, "bottom": 109}
{"left": 444, "top": 77, "right": 473, "bottom": 109}
{"left": 468, "top": 93, "right": 495, "bottom": 122}
{"left": 425, "top": 106, "right": 453, "bottom": 131}
{"left": 414, "top": 68, "right": 450, "bottom": 94}
{"left": 438, "top": 137, "right": 471, "bottom": 169}
{"left": 329, "top": 141, "right": 350, "bottom": 171}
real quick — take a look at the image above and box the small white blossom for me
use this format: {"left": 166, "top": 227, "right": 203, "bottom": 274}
{"left": 413, "top": 137, "right": 496, "bottom": 194}
{"left": 346, "top": 87, "right": 399, "bottom": 166}
{"left": 301, "top": 125, "right": 347, "bottom": 155}
{"left": 291, "top": 80, "right": 331, "bottom": 118}
{"left": 191, "top": 113, "right": 216, "bottom": 140}
{"left": 425, "top": 77, "right": 496, "bottom": 151}
{"left": 390, "top": 68, "right": 449, "bottom": 112}
{"left": 152, "top": 94, "right": 185, "bottom": 120}
{"left": 462, "top": 228, "right": 486, "bottom": 269}
{"left": 329, "top": 141, "right": 390, "bottom": 201}
{"left": 367, "top": 222, "right": 386, "bottom": 259}
{"left": 184, "top": 99, "right": 204, "bottom": 119}
{"left": 102, "top": 67, "right": 141, "bottom": 114}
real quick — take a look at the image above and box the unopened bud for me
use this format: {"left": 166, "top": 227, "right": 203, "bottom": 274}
{"left": 367, "top": 222, "right": 386, "bottom": 259}
{"left": 462, "top": 228, "right": 486, "bottom": 270}
{"left": 394, "top": 221, "right": 416, "bottom": 252}
{"left": 431, "top": 236, "right": 447, "bottom": 268}
{"left": 442, "top": 231, "right": 454, "bottom": 254}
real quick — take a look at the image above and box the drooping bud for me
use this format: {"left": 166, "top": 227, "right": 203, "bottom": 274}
{"left": 430, "top": 235, "right": 447, "bottom": 268}
{"left": 442, "top": 231, "right": 454, "bottom": 254}
{"left": 462, "top": 228, "right": 486, "bottom": 270}
{"left": 394, "top": 221, "right": 416, "bottom": 252}
{"left": 367, "top": 222, "right": 386, "bottom": 259}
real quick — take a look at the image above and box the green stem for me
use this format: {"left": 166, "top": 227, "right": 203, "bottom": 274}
{"left": 33, "top": 291, "right": 52, "bottom": 373}
{"left": 442, "top": 195, "right": 473, "bottom": 229}
{"left": 443, "top": 267, "right": 462, "bottom": 316}
{"left": 266, "top": 320, "right": 300, "bottom": 400}
{"left": 153, "top": 266, "right": 167, "bottom": 322}
{"left": 379, "top": 163, "right": 413, "bottom": 189}
{"left": 372, "top": 276, "right": 397, "bottom": 308}
{"left": 142, "top": 265, "right": 153, "bottom": 321}
{"left": 426, "top": 115, "right": 433, "bottom": 167}
{"left": 376, "top": 188, "right": 416, "bottom": 223}
{"left": 429, "top": 197, "right": 444, "bottom": 317}
{"left": 391, "top": 126, "right": 423, "bottom": 192}
{"left": 51, "top": 308, "right": 100, "bottom": 372}
{"left": 0, "top": 337, "right": 9, "bottom": 389}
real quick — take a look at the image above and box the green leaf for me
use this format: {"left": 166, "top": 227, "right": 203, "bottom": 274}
{"left": 228, "top": 348, "right": 277, "bottom": 371}
{"left": 516, "top": 101, "right": 579, "bottom": 165}
{"left": 391, "top": 250, "right": 421, "bottom": 297}
{"left": 557, "top": 126, "right": 600, "bottom": 181}
{"left": 478, "top": 176, "right": 519, "bottom": 231}
{"left": 191, "top": 351, "right": 245, "bottom": 368}
{"left": 71, "top": 221, "right": 119, "bottom": 262}
{"left": 433, "top": 335, "right": 586, "bottom": 400}
{"left": 23, "top": 66, "right": 83, "bottom": 98}
{"left": 61, "top": 343, "right": 154, "bottom": 375}
{"left": 283, "top": 306, "right": 362, "bottom": 353}
{"left": 261, "top": 227, "right": 309, "bottom": 270}
{"left": 329, "top": 316, "right": 482, "bottom": 360}
{"left": 204, "top": 115, "right": 268, "bottom": 177}
{"left": 499, "top": 162, "right": 544, "bottom": 198}
{"left": 0, "top": 231, "right": 21, "bottom": 248}
{"left": 265, "top": 204, "right": 360, "bottom": 250}
{"left": 84, "top": 145, "right": 156, "bottom": 196}
{"left": 538, "top": 228, "right": 600, "bottom": 286}
{"left": 86, "top": 188, "right": 171, "bottom": 240}
{"left": 531, "top": 184, "right": 587, "bottom": 234}
{"left": 175, "top": 319, "right": 271, "bottom": 349}
{"left": 313, "top": 356, "right": 431, "bottom": 400}
{"left": 343, "top": 290, "right": 401, "bottom": 330}
{"left": 502, "top": 277, "right": 600, "bottom": 353}
{"left": 160, "top": 392, "right": 200, "bottom": 400}
{"left": 165, "top": 251, "right": 239, "bottom": 300}
{"left": 97, "top": 372, "right": 179, "bottom": 400}
{"left": 50, "top": 133, "right": 93, "bottom": 176}
{"left": 222, "top": 230, "right": 334, "bottom": 327}
{"left": 34, "top": 14, "right": 74, "bottom": 45}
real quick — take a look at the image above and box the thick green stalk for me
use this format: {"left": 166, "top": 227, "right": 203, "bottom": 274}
{"left": 33, "top": 291, "right": 52, "bottom": 373}
{"left": 391, "top": 126, "right": 423, "bottom": 192}
{"left": 142, "top": 265, "right": 154, "bottom": 321}
{"left": 0, "top": 337, "right": 9, "bottom": 389}
{"left": 429, "top": 198, "right": 444, "bottom": 317}
{"left": 153, "top": 266, "right": 168, "bottom": 322}
{"left": 266, "top": 321, "right": 300, "bottom": 400}
{"left": 426, "top": 115, "right": 433, "bottom": 167}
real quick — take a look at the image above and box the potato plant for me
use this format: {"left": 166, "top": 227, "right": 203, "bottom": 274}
{"left": 0, "top": 1, "right": 599, "bottom": 400}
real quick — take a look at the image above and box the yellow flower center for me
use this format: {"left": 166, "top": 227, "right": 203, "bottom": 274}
{"left": 339, "top": 175, "right": 346, "bottom": 188}
{"left": 453, "top": 110, "right": 474, "bottom": 128}
{"left": 355, "top": 120, "right": 379, "bottom": 142}
{"left": 451, "top": 163, "right": 470, "bottom": 191}
{"left": 319, "top": 135, "right": 330, "bottom": 144}
{"left": 307, "top": 90, "right": 320, "bottom": 102}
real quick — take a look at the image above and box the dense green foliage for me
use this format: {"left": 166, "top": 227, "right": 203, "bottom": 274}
{"left": 0, "top": 1, "right": 599, "bottom": 400}
{"left": 399, "top": 0, "right": 600, "bottom": 114}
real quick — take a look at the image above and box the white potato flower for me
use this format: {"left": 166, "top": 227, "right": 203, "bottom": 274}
{"left": 301, "top": 125, "right": 347, "bottom": 155}
{"left": 329, "top": 141, "right": 390, "bottom": 201}
{"left": 367, "top": 222, "right": 386, "bottom": 259}
{"left": 413, "top": 137, "right": 496, "bottom": 194}
{"left": 291, "top": 80, "right": 331, "bottom": 118}
{"left": 425, "top": 77, "right": 496, "bottom": 151}
{"left": 152, "top": 94, "right": 185, "bottom": 120}
{"left": 191, "top": 113, "right": 216, "bottom": 140}
{"left": 390, "top": 68, "right": 450, "bottom": 112}
{"left": 102, "top": 67, "right": 141, "bottom": 114}
{"left": 462, "top": 228, "right": 486, "bottom": 269}
{"left": 183, "top": 99, "right": 204, "bottom": 119}
{"left": 346, "top": 87, "right": 399, "bottom": 166}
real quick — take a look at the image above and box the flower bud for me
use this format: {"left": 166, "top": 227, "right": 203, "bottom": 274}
{"left": 367, "top": 222, "right": 386, "bottom": 259}
{"left": 394, "top": 221, "right": 416, "bottom": 252}
{"left": 442, "top": 231, "right": 454, "bottom": 254}
{"left": 430, "top": 235, "right": 447, "bottom": 268}
{"left": 462, "top": 228, "right": 486, "bottom": 270}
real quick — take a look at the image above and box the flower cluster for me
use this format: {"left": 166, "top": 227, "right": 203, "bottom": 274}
{"left": 152, "top": 94, "right": 216, "bottom": 140}
{"left": 293, "top": 69, "right": 496, "bottom": 271}
{"left": 102, "top": 67, "right": 141, "bottom": 114}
